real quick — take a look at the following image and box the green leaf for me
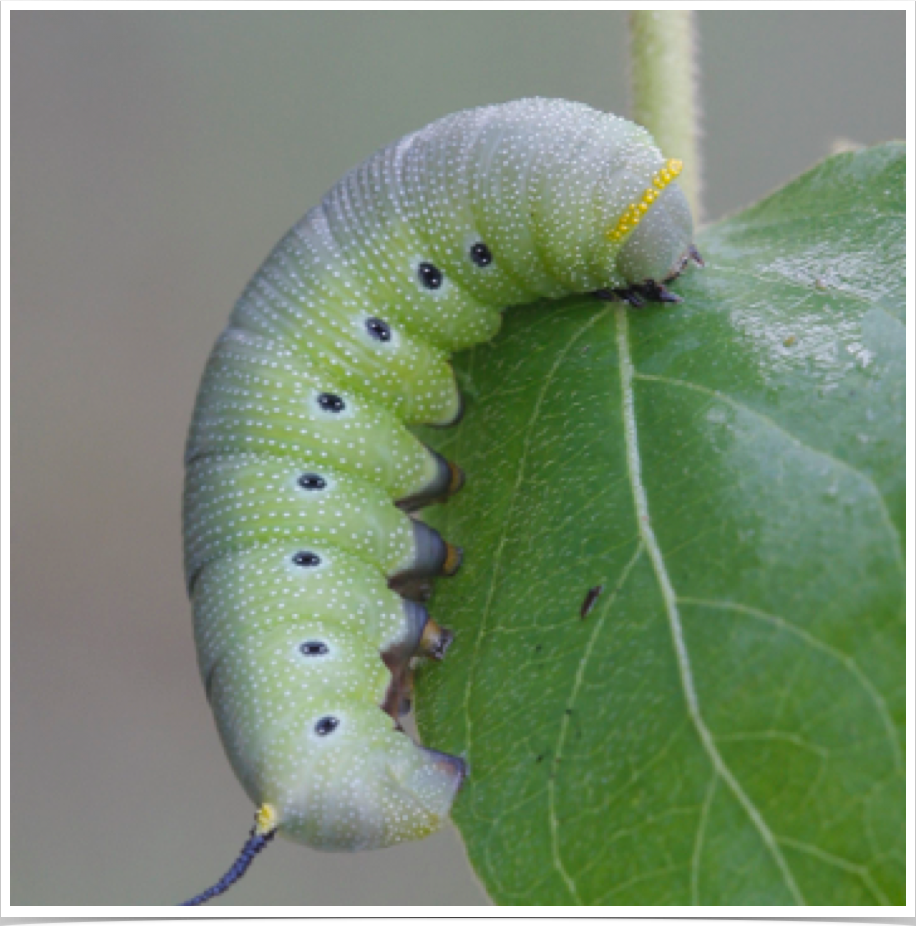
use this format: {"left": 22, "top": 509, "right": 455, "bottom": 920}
{"left": 415, "top": 143, "right": 904, "bottom": 906}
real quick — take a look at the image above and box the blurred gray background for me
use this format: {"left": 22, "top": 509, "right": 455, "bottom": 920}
{"left": 11, "top": 11, "right": 904, "bottom": 907}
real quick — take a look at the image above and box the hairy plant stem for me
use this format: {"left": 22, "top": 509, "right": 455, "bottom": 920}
{"left": 629, "top": 10, "right": 702, "bottom": 221}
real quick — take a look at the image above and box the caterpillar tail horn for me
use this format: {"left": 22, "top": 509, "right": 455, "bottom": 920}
{"left": 179, "top": 805, "right": 278, "bottom": 906}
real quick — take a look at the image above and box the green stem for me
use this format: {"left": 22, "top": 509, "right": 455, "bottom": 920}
{"left": 629, "top": 10, "right": 702, "bottom": 221}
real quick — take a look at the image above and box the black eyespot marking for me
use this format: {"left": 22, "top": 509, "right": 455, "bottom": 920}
{"left": 298, "top": 473, "right": 326, "bottom": 491}
{"left": 292, "top": 551, "right": 321, "bottom": 568}
{"left": 317, "top": 393, "right": 345, "bottom": 413}
{"left": 365, "top": 317, "right": 391, "bottom": 342}
{"left": 470, "top": 242, "right": 492, "bottom": 267}
{"left": 417, "top": 262, "right": 443, "bottom": 290}
{"left": 300, "top": 641, "right": 329, "bottom": 656}
{"left": 315, "top": 716, "right": 339, "bottom": 736}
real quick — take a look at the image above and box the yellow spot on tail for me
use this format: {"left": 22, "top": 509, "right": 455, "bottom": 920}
{"left": 605, "top": 158, "right": 683, "bottom": 244}
{"left": 255, "top": 803, "right": 278, "bottom": 835}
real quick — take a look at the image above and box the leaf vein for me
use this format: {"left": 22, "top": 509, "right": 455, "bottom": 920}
{"left": 776, "top": 836, "right": 891, "bottom": 905}
{"left": 634, "top": 371, "right": 903, "bottom": 573}
{"left": 677, "top": 597, "right": 902, "bottom": 772}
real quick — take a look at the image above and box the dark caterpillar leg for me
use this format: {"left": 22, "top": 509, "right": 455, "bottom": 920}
{"left": 663, "top": 244, "right": 704, "bottom": 279}
{"left": 382, "top": 626, "right": 454, "bottom": 719}
{"left": 381, "top": 602, "right": 454, "bottom": 720}
{"left": 418, "top": 617, "right": 454, "bottom": 661}
{"left": 397, "top": 449, "right": 465, "bottom": 512}
{"left": 593, "top": 280, "right": 682, "bottom": 307}
{"left": 385, "top": 426, "right": 465, "bottom": 715}
{"left": 381, "top": 600, "right": 427, "bottom": 720}
{"left": 389, "top": 520, "right": 463, "bottom": 600}
{"left": 593, "top": 244, "right": 703, "bottom": 307}
{"left": 381, "top": 662, "right": 415, "bottom": 720}
{"left": 687, "top": 244, "right": 705, "bottom": 267}
{"left": 391, "top": 406, "right": 466, "bottom": 602}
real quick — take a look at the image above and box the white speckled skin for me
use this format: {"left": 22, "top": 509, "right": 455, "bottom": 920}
{"left": 184, "top": 98, "right": 694, "bottom": 851}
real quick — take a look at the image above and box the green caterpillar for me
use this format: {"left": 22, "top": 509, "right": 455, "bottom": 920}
{"left": 181, "top": 98, "right": 698, "bottom": 905}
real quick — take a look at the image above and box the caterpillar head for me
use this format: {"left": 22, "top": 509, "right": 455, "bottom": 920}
{"left": 612, "top": 158, "right": 694, "bottom": 285}
{"left": 598, "top": 155, "right": 695, "bottom": 289}
{"left": 463, "top": 100, "right": 698, "bottom": 297}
